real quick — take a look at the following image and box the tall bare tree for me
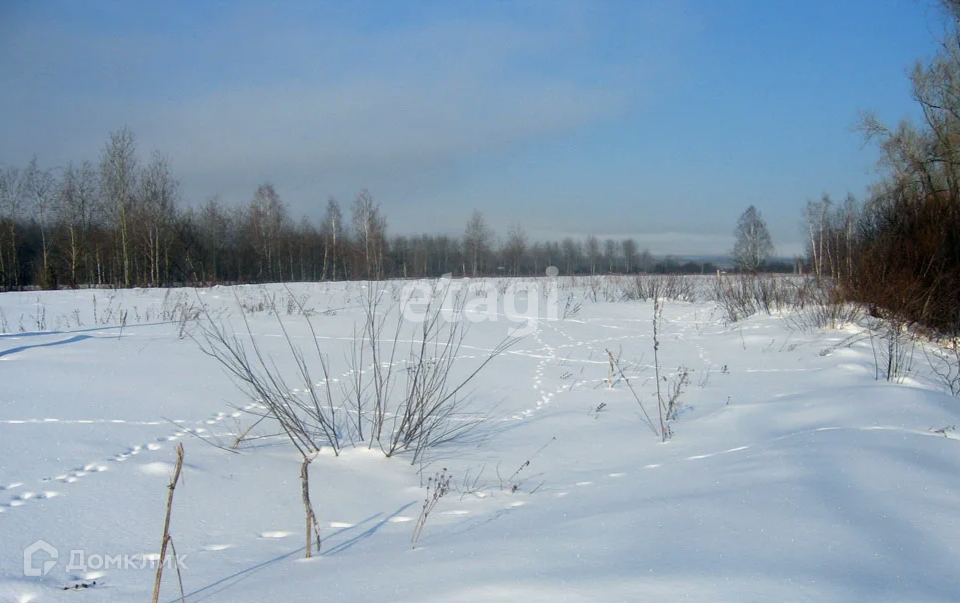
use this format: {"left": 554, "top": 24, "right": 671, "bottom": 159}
{"left": 584, "top": 235, "right": 600, "bottom": 274}
{"left": 603, "top": 238, "right": 618, "bottom": 272}
{"left": 621, "top": 238, "right": 638, "bottom": 274}
{"left": 0, "top": 166, "right": 26, "bottom": 289}
{"left": 351, "top": 189, "right": 386, "bottom": 280}
{"left": 464, "top": 210, "right": 492, "bottom": 277}
{"left": 434, "top": 234, "right": 457, "bottom": 275}
{"left": 733, "top": 205, "right": 774, "bottom": 272}
{"left": 803, "top": 194, "right": 831, "bottom": 280}
{"left": 25, "top": 157, "right": 58, "bottom": 287}
{"left": 502, "top": 223, "right": 527, "bottom": 275}
{"left": 391, "top": 235, "right": 411, "bottom": 278}
{"left": 637, "top": 248, "right": 654, "bottom": 273}
{"left": 320, "top": 197, "right": 344, "bottom": 281}
{"left": 248, "top": 183, "right": 288, "bottom": 281}
{"left": 99, "top": 127, "right": 138, "bottom": 287}
{"left": 561, "top": 237, "right": 581, "bottom": 274}
{"left": 839, "top": 0, "right": 960, "bottom": 331}
{"left": 57, "top": 161, "right": 100, "bottom": 287}
{"left": 136, "top": 152, "right": 180, "bottom": 285}
{"left": 196, "top": 196, "right": 231, "bottom": 283}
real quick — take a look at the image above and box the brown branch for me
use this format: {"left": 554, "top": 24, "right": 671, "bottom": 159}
{"left": 151, "top": 443, "right": 184, "bottom": 603}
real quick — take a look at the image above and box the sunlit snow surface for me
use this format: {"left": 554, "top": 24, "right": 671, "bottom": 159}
{"left": 1, "top": 280, "right": 959, "bottom": 602}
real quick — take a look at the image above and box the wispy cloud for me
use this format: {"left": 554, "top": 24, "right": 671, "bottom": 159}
{"left": 1, "top": 1, "right": 726, "bottom": 251}
{"left": 135, "top": 13, "right": 651, "bottom": 195}
{"left": 1, "top": 2, "right": 689, "bottom": 187}
{"left": 147, "top": 68, "right": 624, "bottom": 174}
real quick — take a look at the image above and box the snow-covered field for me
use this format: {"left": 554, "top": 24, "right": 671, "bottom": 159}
{"left": 1, "top": 279, "right": 959, "bottom": 602}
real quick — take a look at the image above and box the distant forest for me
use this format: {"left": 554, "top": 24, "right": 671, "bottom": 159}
{"left": 0, "top": 129, "right": 796, "bottom": 292}
{"left": 4, "top": 3, "right": 960, "bottom": 336}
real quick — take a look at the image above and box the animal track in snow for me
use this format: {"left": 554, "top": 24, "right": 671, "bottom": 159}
{"left": 0, "top": 418, "right": 164, "bottom": 425}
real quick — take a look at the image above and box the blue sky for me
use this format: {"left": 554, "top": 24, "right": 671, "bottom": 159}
{"left": 0, "top": 0, "right": 946, "bottom": 255}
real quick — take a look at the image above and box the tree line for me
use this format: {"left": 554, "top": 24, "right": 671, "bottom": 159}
{"left": 800, "top": 0, "right": 960, "bottom": 334}
{"left": 1, "top": 128, "right": 757, "bottom": 291}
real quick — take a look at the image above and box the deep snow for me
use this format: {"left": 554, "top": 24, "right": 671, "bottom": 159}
{"left": 1, "top": 279, "right": 959, "bottom": 603}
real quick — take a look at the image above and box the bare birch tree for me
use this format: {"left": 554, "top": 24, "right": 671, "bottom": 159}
{"left": 57, "top": 161, "right": 100, "bottom": 287}
{"left": 25, "top": 157, "right": 57, "bottom": 287}
{"left": 733, "top": 205, "right": 774, "bottom": 272}
{"left": 99, "top": 127, "right": 138, "bottom": 287}
{"left": 0, "top": 166, "right": 26, "bottom": 289}
{"left": 351, "top": 189, "right": 386, "bottom": 280}
{"left": 464, "top": 210, "right": 492, "bottom": 277}
{"left": 585, "top": 235, "right": 600, "bottom": 274}
{"left": 320, "top": 197, "right": 343, "bottom": 281}
{"left": 502, "top": 223, "right": 527, "bottom": 276}
{"left": 621, "top": 238, "right": 638, "bottom": 274}
{"left": 136, "top": 152, "right": 180, "bottom": 285}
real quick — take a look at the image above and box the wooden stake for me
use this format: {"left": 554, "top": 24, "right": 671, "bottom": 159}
{"left": 151, "top": 443, "right": 184, "bottom": 603}
{"left": 607, "top": 350, "right": 615, "bottom": 389}
{"left": 301, "top": 455, "right": 321, "bottom": 558}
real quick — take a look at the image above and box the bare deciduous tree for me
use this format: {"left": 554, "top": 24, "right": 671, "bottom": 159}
{"left": 197, "top": 196, "right": 232, "bottom": 283}
{"left": 464, "top": 210, "right": 492, "bottom": 277}
{"left": 320, "top": 197, "right": 344, "bottom": 281}
{"left": 100, "top": 127, "right": 138, "bottom": 288}
{"left": 502, "top": 224, "right": 527, "bottom": 276}
{"left": 585, "top": 235, "right": 600, "bottom": 274}
{"left": 352, "top": 189, "right": 386, "bottom": 280}
{"left": 57, "top": 161, "right": 100, "bottom": 287}
{"left": 621, "top": 238, "right": 638, "bottom": 274}
{"left": 603, "top": 238, "right": 618, "bottom": 272}
{"left": 733, "top": 205, "right": 773, "bottom": 272}
{"left": 561, "top": 237, "right": 581, "bottom": 274}
{"left": 25, "top": 157, "right": 57, "bottom": 287}
{"left": 136, "top": 152, "right": 180, "bottom": 286}
{"left": 0, "top": 166, "right": 26, "bottom": 289}
{"left": 248, "top": 183, "right": 289, "bottom": 281}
